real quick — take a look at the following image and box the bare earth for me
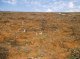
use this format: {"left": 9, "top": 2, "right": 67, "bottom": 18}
{"left": 0, "top": 12, "right": 80, "bottom": 59}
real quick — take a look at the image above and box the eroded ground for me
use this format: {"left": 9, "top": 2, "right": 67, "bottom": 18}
{"left": 0, "top": 12, "right": 80, "bottom": 59}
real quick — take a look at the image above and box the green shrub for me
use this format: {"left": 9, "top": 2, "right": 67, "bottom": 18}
{"left": 69, "top": 48, "right": 80, "bottom": 59}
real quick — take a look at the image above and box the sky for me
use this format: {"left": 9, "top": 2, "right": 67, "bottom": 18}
{"left": 0, "top": 0, "right": 80, "bottom": 12}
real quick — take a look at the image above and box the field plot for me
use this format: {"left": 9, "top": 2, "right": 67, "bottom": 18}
{"left": 0, "top": 12, "right": 80, "bottom": 59}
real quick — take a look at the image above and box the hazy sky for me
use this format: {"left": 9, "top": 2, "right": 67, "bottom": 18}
{"left": 0, "top": 0, "right": 80, "bottom": 12}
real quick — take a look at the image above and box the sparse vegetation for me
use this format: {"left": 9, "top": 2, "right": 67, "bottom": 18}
{"left": 0, "top": 47, "right": 9, "bottom": 59}
{"left": 0, "top": 18, "right": 2, "bottom": 20}
{"left": 18, "top": 17, "right": 26, "bottom": 20}
{"left": 69, "top": 48, "right": 80, "bottom": 59}
{"left": 0, "top": 12, "right": 80, "bottom": 59}
{"left": 0, "top": 20, "right": 9, "bottom": 23}
{"left": 3, "top": 37, "right": 18, "bottom": 47}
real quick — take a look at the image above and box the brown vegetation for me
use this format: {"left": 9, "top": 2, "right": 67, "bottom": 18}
{"left": 0, "top": 12, "right": 80, "bottom": 59}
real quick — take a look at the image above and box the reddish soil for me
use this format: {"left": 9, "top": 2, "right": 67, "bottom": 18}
{"left": 0, "top": 12, "right": 80, "bottom": 59}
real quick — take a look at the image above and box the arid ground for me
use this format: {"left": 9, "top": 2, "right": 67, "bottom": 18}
{"left": 0, "top": 12, "right": 80, "bottom": 59}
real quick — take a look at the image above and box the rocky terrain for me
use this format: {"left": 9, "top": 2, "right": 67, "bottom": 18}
{"left": 0, "top": 12, "right": 80, "bottom": 59}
